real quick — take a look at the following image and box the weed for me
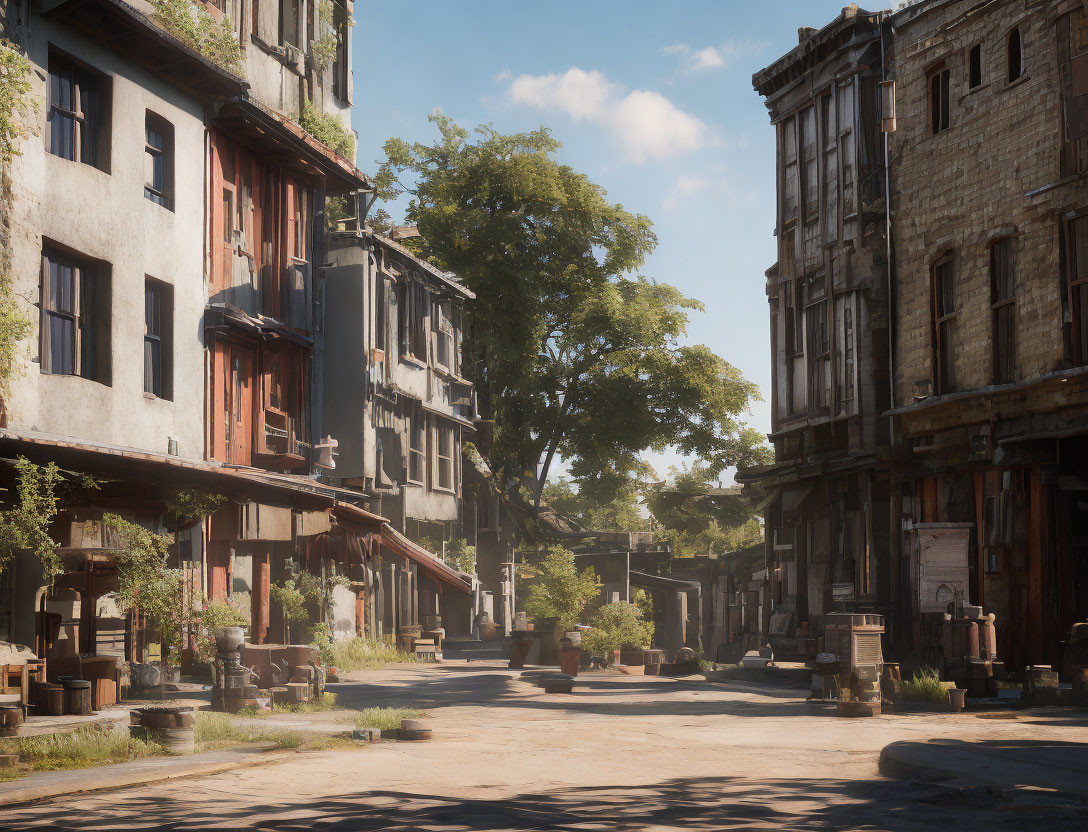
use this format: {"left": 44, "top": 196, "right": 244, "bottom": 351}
{"left": 354, "top": 706, "right": 428, "bottom": 733}
{"left": 0, "top": 727, "right": 162, "bottom": 774}
{"left": 899, "top": 666, "right": 949, "bottom": 705}
{"left": 320, "top": 636, "right": 419, "bottom": 671}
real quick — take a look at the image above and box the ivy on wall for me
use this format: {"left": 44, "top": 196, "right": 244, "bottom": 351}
{"left": 152, "top": 0, "right": 246, "bottom": 77}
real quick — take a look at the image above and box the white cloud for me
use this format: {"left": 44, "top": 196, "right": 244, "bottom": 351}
{"left": 503, "top": 67, "right": 712, "bottom": 163}
{"left": 663, "top": 39, "right": 764, "bottom": 73}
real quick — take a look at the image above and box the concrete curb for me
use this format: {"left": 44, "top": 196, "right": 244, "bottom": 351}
{"left": 0, "top": 747, "right": 296, "bottom": 808}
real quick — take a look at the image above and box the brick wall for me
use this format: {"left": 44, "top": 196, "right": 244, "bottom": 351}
{"left": 890, "top": 0, "right": 1088, "bottom": 410}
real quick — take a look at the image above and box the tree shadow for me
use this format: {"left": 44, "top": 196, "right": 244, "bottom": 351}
{"left": 5, "top": 773, "right": 1084, "bottom": 830}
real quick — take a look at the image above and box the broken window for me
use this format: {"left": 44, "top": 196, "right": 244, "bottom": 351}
{"left": 805, "top": 298, "right": 830, "bottom": 410}
{"left": 40, "top": 246, "right": 110, "bottom": 384}
{"left": 930, "top": 67, "right": 951, "bottom": 134}
{"left": 969, "top": 43, "right": 983, "bottom": 89}
{"left": 780, "top": 116, "right": 798, "bottom": 225}
{"left": 932, "top": 254, "right": 956, "bottom": 394}
{"left": 434, "top": 421, "right": 454, "bottom": 491}
{"left": 1008, "top": 27, "right": 1024, "bottom": 84}
{"left": 144, "top": 279, "right": 173, "bottom": 399}
{"left": 48, "top": 53, "right": 105, "bottom": 170}
{"left": 1065, "top": 214, "right": 1088, "bottom": 365}
{"left": 990, "top": 238, "right": 1016, "bottom": 384}
{"left": 408, "top": 403, "right": 426, "bottom": 484}
{"left": 144, "top": 112, "right": 173, "bottom": 209}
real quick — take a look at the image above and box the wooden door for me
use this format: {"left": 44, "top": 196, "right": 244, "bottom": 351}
{"left": 228, "top": 345, "right": 254, "bottom": 466}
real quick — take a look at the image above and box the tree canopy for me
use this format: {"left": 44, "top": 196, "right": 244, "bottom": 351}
{"left": 375, "top": 115, "right": 770, "bottom": 508}
{"left": 541, "top": 476, "right": 649, "bottom": 533}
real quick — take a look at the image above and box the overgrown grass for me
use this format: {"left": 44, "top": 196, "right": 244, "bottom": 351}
{"left": 354, "top": 706, "right": 428, "bottom": 733}
{"left": 899, "top": 667, "right": 949, "bottom": 705}
{"left": 235, "top": 691, "right": 340, "bottom": 718}
{"left": 194, "top": 711, "right": 302, "bottom": 750}
{"left": 0, "top": 726, "right": 163, "bottom": 778}
{"left": 321, "top": 636, "right": 420, "bottom": 671}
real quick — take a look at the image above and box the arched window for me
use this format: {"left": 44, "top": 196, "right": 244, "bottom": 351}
{"left": 1007, "top": 27, "right": 1024, "bottom": 83}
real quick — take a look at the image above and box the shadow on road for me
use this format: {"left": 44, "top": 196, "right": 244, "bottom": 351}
{"left": 8, "top": 773, "right": 1083, "bottom": 830}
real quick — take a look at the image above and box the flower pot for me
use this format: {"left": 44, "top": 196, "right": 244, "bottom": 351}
{"left": 508, "top": 637, "right": 532, "bottom": 669}
{"left": 948, "top": 688, "right": 967, "bottom": 713}
{"left": 559, "top": 646, "right": 582, "bottom": 677}
{"left": 214, "top": 626, "right": 245, "bottom": 654}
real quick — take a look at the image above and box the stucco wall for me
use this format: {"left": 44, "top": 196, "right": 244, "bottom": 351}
{"left": 5, "top": 17, "right": 206, "bottom": 460}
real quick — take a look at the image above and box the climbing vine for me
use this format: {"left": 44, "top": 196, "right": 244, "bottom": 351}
{"left": 0, "top": 458, "right": 64, "bottom": 585}
{"left": 310, "top": 0, "right": 352, "bottom": 78}
{"left": 164, "top": 489, "right": 226, "bottom": 530}
{"left": 151, "top": 0, "right": 245, "bottom": 77}
{"left": 0, "top": 40, "right": 35, "bottom": 167}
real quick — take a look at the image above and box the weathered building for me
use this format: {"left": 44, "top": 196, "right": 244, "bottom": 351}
{"left": 322, "top": 226, "right": 477, "bottom": 636}
{"left": 742, "top": 6, "right": 895, "bottom": 656}
{"left": 886, "top": 0, "right": 1088, "bottom": 670}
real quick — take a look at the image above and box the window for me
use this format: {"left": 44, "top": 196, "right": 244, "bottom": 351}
{"left": 411, "top": 281, "right": 430, "bottom": 359}
{"left": 821, "top": 92, "right": 838, "bottom": 240}
{"left": 434, "top": 422, "right": 454, "bottom": 491}
{"left": 968, "top": 43, "right": 983, "bottom": 89}
{"left": 408, "top": 404, "right": 425, "bottom": 484}
{"left": 990, "top": 238, "right": 1016, "bottom": 384}
{"left": 1065, "top": 215, "right": 1088, "bottom": 365}
{"left": 1008, "top": 27, "right": 1024, "bottom": 83}
{"left": 837, "top": 80, "right": 855, "bottom": 216}
{"left": 281, "top": 0, "right": 305, "bottom": 47}
{"left": 143, "top": 279, "right": 173, "bottom": 399}
{"left": 839, "top": 302, "right": 855, "bottom": 405}
{"left": 930, "top": 67, "right": 951, "bottom": 134}
{"left": 331, "top": 0, "right": 351, "bottom": 103}
{"left": 781, "top": 116, "right": 798, "bottom": 224}
{"left": 799, "top": 106, "right": 818, "bottom": 237}
{"left": 805, "top": 299, "right": 830, "bottom": 410}
{"left": 144, "top": 112, "right": 173, "bottom": 209}
{"left": 435, "top": 301, "right": 452, "bottom": 369}
{"left": 40, "top": 246, "right": 110, "bottom": 383}
{"left": 48, "top": 53, "right": 106, "bottom": 170}
{"left": 932, "top": 255, "right": 956, "bottom": 394}
{"left": 784, "top": 280, "right": 802, "bottom": 356}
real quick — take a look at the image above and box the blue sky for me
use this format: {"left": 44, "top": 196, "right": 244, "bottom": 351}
{"left": 349, "top": 0, "right": 872, "bottom": 482}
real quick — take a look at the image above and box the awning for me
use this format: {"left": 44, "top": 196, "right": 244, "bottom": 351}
{"left": 380, "top": 526, "right": 473, "bottom": 594}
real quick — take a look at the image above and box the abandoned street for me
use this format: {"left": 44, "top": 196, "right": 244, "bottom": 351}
{"left": 2, "top": 652, "right": 1087, "bottom": 831}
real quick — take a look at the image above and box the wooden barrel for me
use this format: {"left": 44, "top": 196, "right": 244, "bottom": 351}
{"left": 63, "top": 680, "right": 92, "bottom": 715}
{"left": 39, "top": 683, "right": 65, "bottom": 716}
{"left": 0, "top": 704, "right": 23, "bottom": 737}
{"left": 131, "top": 707, "right": 195, "bottom": 752}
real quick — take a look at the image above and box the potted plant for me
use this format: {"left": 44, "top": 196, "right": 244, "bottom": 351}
{"left": 522, "top": 546, "right": 598, "bottom": 665}
{"left": 582, "top": 602, "right": 654, "bottom": 673}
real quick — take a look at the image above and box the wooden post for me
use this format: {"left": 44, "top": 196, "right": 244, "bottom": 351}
{"left": 207, "top": 540, "right": 230, "bottom": 602}
{"left": 251, "top": 548, "right": 270, "bottom": 644}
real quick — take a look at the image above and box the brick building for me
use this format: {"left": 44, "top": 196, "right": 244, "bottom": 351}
{"left": 887, "top": 0, "right": 1088, "bottom": 670}
{"left": 741, "top": 6, "right": 896, "bottom": 656}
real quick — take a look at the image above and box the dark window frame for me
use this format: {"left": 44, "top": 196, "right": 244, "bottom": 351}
{"left": 1007, "top": 26, "right": 1024, "bottom": 84}
{"left": 144, "top": 111, "right": 174, "bottom": 210}
{"left": 932, "top": 254, "right": 956, "bottom": 394}
{"left": 47, "top": 51, "right": 109, "bottom": 171}
{"left": 407, "top": 402, "right": 426, "bottom": 485}
{"left": 144, "top": 278, "right": 174, "bottom": 399}
{"left": 929, "top": 66, "right": 951, "bottom": 134}
{"left": 968, "top": 42, "right": 983, "bottom": 89}
{"left": 1065, "top": 214, "right": 1088, "bottom": 366}
{"left": 40, "top": 245, "right": 110, "bottom": 384}
{"left": 990, "top": 237, "right": 1016, "bottom": 384}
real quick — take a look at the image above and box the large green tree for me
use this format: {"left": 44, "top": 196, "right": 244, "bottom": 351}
{"left": 542, "top": 476, "right": 648, "bottom": 533}
{"left": 375, "top": 116, "right": 769, "bottom": 508}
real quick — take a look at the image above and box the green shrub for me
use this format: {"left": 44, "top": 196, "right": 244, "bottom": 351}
{"left": 354, "top": 706, "right": 427, "bottom": 733}
{"left": 899, "top": 666, "right": 948, "bottom": 705}
{"left": 299, "top": 101, "right": 354, "bottom": 160}
{"left": 581, "top": 602, "right": 654, "bottom": 658}
{"left": 152, "top": 0, "right": 245, "bottom": 76}
{"left": 523, "top": 546, "right": 599, "bottom": 630}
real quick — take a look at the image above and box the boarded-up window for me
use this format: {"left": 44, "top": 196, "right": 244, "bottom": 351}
{"left": 40, "top": 247, "right": 110, "bottom": 384}
{"left": 990, "top": 238, "right": 1016, "bottom": 383}
{"left": 930, "top": 67, "right": 951, "bottom": 133}
{"left": 781, "top": 116, "right": 798, "bottom": 224}
{"left": 932, "top": 255, "right": 956, "bottom": 393}
{"left": 1066, "top": 214, "right": 1088, "bottom": 365}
